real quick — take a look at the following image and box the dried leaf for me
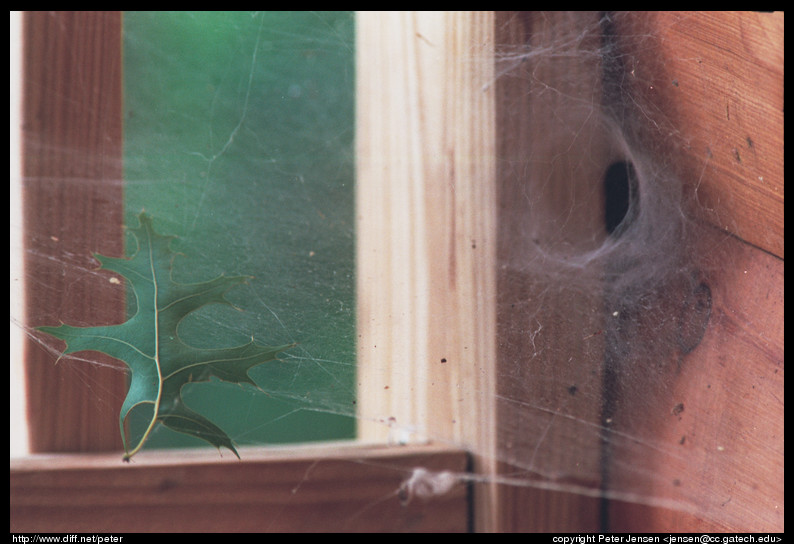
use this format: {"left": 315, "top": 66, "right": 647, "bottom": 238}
{"left": 38, "top": 212, "right": 293, "bottom": 460}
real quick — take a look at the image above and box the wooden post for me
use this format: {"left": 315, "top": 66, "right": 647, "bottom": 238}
{"left": 22, "top": 11, "right": 126, "bottom": 453}
{"left": 493, "top": 11, "right": 614, "bottom": 532}
{"left": 356, "top": 11, "right": 499, "bottom": 531}
{"left": 603, "top": 12, "right": 784, "bottom": 532}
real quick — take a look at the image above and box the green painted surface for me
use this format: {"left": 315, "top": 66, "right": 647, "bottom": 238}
{"left": 123, "top": 11, "right": 356, "bottom": 449}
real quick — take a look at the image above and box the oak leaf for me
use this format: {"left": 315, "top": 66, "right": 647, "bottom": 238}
{"left": 38, "top": 212, "right": 293, "bottom": 460}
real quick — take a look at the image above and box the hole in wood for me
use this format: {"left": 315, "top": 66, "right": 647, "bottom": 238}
{"left": 603, "top": 160, "right": 638, "bottom": 237}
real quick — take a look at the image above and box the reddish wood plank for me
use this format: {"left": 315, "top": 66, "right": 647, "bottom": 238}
{"left": 491, "top": 11, "right": 783, "bottom": 532}
{"left": 607, "top": 226, "right": 783, "bottom": 532}
{"left": 11, "top": 443, "right": 470, "bottom": 533}
{"left": 603, "top": 12, "right": 784, "bottom": 532}
{"left": 493, "top": 11, "right": 607, "bottom": 532}
{"left": 22, "top": 11, "right": 126, "bottom": 453}
{"left": 615, "top": 12, "right": 783, "bottom": 259}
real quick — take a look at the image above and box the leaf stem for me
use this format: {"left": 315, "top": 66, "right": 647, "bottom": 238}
{"left": 123, "top": 221, "right": 164, "bottom": 461}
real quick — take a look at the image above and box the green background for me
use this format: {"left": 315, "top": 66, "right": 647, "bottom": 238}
{"left": 122, "top": 11, "right": 356, "bottom": 449}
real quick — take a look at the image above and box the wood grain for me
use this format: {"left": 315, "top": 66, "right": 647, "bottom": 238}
{"left": 22, "top": 11, "right": 126, "bottom": 453}
{"left": 10, "top": 443, "right": 469, "bottom": 533}
{"left": 493, "top": 11, "right": 613, "bottom": 532}
{"left": 356, "top": 11, "right": 500, "bottom": 530}
{"left": 614, "top": 11, "right": 784, "bottom": 259}
{"left": 491, "top": 11, "right": 783, "bottom": 532}
{"left": 600, "top": 11, "right": 784, "bottom": 532}
{"left": 606, "top": 226, "right": 784, "bottom": 532}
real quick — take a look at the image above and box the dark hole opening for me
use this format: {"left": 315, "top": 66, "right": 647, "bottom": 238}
{"left": 603, "top": 160, "right": 638, "bottom": 236}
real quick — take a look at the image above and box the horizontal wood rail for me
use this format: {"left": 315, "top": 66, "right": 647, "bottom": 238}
{"left": 11, "top": 442, "right": 470, "bottom": 532}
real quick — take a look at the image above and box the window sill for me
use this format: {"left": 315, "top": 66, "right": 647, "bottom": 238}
{"left": 11, "top": 441, "right": 470, "bottom": 532}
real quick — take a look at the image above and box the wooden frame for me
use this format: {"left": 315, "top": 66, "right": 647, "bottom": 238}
{"left": 10, "top": 442, "right": 469, "bottom": 533}
{"left": 595, "top": 13, "right": 784, "bottom": 531}
{"left": 355, "top": 11, "right": 500, "bottom": 530}
{"left": 12, "top": 11, "right": 783, "bottom": 533}
{"left": 20, "top": 10, "right": 126, "bottom": 454}
{"left": 12, "top": 11, "right": 473, "bottom": 533}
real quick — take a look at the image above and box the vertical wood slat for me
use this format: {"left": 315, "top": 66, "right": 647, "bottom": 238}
{"left": 491, "top": 11, "right": 783, "bottom": 532}
{"left": 493, "top": 11, "right": 614, "bottom": 532}
{"left": 22, "top": 11, "right": 125, "bottom": 453}
{"left": 604, "top": 11, "right": 784, "bottom": 532}
{"left": 356, "top": 11, "right": 499, "bottom": 531}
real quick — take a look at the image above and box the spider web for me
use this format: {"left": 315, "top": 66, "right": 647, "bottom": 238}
{"left": 11, "top": 11, "right": 783, "bottom": 532}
